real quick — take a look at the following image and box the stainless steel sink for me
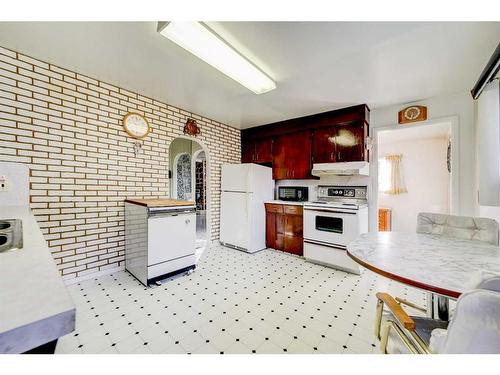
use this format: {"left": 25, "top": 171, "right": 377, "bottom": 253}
{"left": 0, "top": 219, "right": 23, "bottom": 253}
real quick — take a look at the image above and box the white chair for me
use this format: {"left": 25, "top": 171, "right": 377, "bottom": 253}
{"left": 416, "top": 212, "right": 499, "bottom": 245}
{"left": 375, "top": 275, "right": 500, "bottom": 354}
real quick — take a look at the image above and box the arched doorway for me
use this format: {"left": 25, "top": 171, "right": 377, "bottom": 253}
{"left": 169, "top": 137, "right": 210, "bottom": 259}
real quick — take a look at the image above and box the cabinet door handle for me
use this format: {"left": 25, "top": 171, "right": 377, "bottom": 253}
{"left": 337, "top": 151, "right": 340, "bottom": 160}
{"left": 292, "top": 170, "right": 295, "bottom": 178}
{"left": 330, "top": 152, "right": 334, "bottom": 160}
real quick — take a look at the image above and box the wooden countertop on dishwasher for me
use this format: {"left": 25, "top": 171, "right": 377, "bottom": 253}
{"left": 124, "top": 198, "right": 195, "bottom": 208}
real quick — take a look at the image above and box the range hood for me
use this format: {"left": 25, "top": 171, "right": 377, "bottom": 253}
{"left": 311, "top": 161, "right": 370, "bottom": 177}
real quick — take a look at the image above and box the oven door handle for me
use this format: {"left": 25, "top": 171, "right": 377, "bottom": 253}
{"left": 304, "top": 208, "right": 357, "bottom": 215}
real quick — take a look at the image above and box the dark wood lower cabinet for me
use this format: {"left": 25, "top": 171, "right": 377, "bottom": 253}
{"left": 265, "top": 203, "right": 303, "bottom": 256}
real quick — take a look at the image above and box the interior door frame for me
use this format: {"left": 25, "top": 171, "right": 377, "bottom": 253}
{"left": 169, "top": 136, "right": 212, "bottom": 252}
{"left": 369, "top": 115, "right": 460, "bottom": 232}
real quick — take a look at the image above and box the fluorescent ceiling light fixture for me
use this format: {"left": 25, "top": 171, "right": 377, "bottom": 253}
{"left": 158, "top": 22, "right": 276, "bottom": 94}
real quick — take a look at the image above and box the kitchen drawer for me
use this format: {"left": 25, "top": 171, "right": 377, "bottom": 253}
{"left": 304, "top": 241, "right": 360, "bottom": 275}
{"left": 265, "top": 203, "right": 284, "bottom": 214}
{"left": 284, "top": 205, "right": 303, "bottom": 215}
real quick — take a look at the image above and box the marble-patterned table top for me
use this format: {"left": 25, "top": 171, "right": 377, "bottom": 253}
{"left": 347, "top": 232, "right": 500, "bottom": 298}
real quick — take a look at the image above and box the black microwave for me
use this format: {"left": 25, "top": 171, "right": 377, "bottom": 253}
{"left": 278, "top": 186, "right": 309, "bottom": 202}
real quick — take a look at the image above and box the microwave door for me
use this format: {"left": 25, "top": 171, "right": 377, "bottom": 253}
{"left": 278, "top": 187, "right": 308, "bottom": 202}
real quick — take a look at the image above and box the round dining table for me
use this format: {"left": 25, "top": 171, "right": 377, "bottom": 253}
{"left": 347, "top": 232, "right": 500, "bottom": 318}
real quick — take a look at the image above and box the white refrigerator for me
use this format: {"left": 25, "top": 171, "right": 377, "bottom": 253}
{"left": 220, "top": 163, "right": 274, "bottom": 253}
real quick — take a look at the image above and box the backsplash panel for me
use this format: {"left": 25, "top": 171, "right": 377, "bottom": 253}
{"left": 0, "top": 46, "right": 241, "bottom": 280}
{"left": 275, "top": 175, "right": 371, "bottom": 201}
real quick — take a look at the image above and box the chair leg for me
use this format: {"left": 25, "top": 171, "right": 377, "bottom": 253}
{"left": 437, "top": 296, "right": 449, "bottom": 321}
{"left": 380, "top": 321, "right": 420, "bottom": 354}
{"left": 380, "top": 321, "right": 391, "bottom": 354}
{"left": 375, "top": 299, "right": 384, "bottom": 340}
{"left": 426, "top": 293, "right": 435, "bottom": 318}
{"left": 427, "top": 293, "right": 450, "bottom": 321}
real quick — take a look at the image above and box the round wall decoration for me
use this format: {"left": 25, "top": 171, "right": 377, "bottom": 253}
{"left": 398, "top": 105, "right": 427, "bottom": 124}
{"left": 404, "top": 106, "right": 421, "bottom": 120}
{"left": 122, "top": 112, "right": 151, "bottom": 139}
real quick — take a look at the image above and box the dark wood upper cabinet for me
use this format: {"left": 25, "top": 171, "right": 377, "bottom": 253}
{"left": 241, "top": 138, "right": 273, "bottom": 164}
{"left": 241, "top": 141, "right": 254, "bottom": 163}
{"left": 271, "top": 135, "right": 288, "bottom": 180}
{"left": 312, "top": 122, "right": 368, "bottom": 163}
{"left": 335, "top": 122, "right": 368, "bottom": 162}
{"left": 312, "top": 126, "right": 338, "bottom": 163}
{"left": 273, "top": 131, "right": 312, "bottom": 180}
{"left": 241, "top": 104, "right": 370, "bottom": 180}
{"left": 254, "top": 138, "right": 273, "bottom": 164}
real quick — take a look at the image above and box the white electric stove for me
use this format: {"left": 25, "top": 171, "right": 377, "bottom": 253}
{"left": 303, "top": 186, "right": 368, "bottom": 275}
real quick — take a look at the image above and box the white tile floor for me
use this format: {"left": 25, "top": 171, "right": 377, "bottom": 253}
{"left": 56, "top": 244, "right": 427, "bottom": 354}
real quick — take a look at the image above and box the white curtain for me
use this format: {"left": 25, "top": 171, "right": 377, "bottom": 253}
{"left": 381, "top": 154, "right": 407, "bottom": 195}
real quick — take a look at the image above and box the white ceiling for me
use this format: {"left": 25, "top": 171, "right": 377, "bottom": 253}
{"left": 0, "top": 22, "right": 498, "bottom": 129}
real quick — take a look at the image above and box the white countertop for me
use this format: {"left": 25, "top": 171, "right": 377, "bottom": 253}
{"left": 265, "top": 200, "right": 305, "bottom": 206}
{"left": 0, "top": 206, "right": 75, "bottom": 353}
{"left": 347, "top": 231, "right": 500, "bottom": 298}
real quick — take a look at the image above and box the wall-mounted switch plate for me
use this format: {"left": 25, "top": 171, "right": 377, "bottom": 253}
{"left": 0, "top": 175, "right": 9, "bottom": 191}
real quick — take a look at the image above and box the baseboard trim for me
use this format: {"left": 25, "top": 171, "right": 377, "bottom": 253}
{"left": 63, "top": 240, "right": 219, "bottom": 286}
{"left": 63, "top": 265, "right": 125, "bottom": 285}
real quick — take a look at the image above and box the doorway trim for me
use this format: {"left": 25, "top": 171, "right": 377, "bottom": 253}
{"left": 169, "top": 135, "right": 212, "bottom": 253}
{"left": 369, "top": 115, "right": 460, "bottom": 232}
{"left": 192, "top": 149, "right": 206, "bottom": 210}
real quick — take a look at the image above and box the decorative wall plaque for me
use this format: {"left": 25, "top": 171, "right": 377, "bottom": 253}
{"left": 184, "top": 118, "right": 201, "bottom": 136}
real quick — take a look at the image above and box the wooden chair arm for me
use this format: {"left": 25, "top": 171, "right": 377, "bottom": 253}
{"left": 395, "top": 297, "right": 427, "bottom": 313}
{"left": 376, "top": 292, "right": 416, "bottom": 330}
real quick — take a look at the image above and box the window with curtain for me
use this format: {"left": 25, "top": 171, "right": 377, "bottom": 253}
{"left": 378, "top": 154, "right": 407, "bottom": 195}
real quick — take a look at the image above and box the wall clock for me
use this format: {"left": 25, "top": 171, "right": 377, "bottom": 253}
{"left": 398, "top": 105, "right": 427, "bottom": 124}
{"left": 122, "top": 112, "right": 151, "bottom": 139}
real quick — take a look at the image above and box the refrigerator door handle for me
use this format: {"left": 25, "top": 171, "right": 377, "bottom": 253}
{"left": 246, "top": 193, "right": 250, "bottom": 223}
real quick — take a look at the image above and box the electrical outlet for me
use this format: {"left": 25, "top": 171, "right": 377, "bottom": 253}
{"left": 0, "top": 175, "right": 9, "bottom": 192}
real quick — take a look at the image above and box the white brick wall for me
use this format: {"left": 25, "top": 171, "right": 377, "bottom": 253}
{"left": 0, "top": 45, "right": 241, "bottom": 280}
